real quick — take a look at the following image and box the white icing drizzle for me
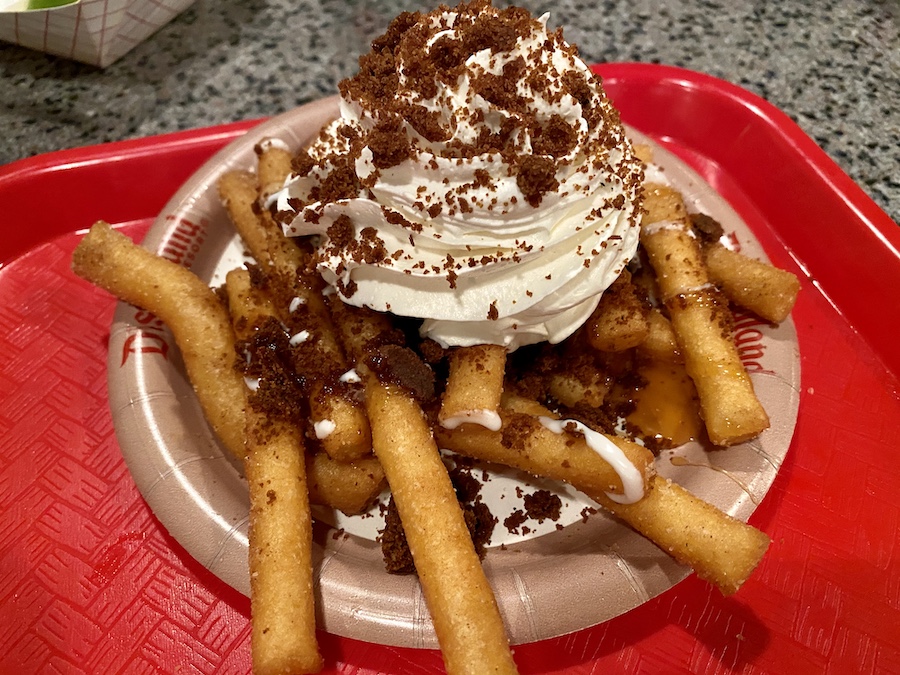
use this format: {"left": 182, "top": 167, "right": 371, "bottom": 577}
{"left": 314, "top": 419, "right": 336, "bottom": 439}
{"left": 440, "top": 409, "right": 503, "bottom": 432}
{"left": 243, "top": 376, "right": 260, "bottom": 392}
{"left": 641, "top": 219, "right": 694, "bottom": 238}
{"left": 289, "top": 330, "right": 311, "bottom": 346}
{"left": 257, "top": 137, "right": 290, "bottom": 153}
{"left": 289, "top": 296, "right": 306, "bottom": 313}
{"left": 680, "top": 282, "right": 715, "bottom": 295}
{"left": 537, "top": 416, "right": 644, "bottom": 504}
{"left": 339, "top": 369, "right": 361, "bottom": 384}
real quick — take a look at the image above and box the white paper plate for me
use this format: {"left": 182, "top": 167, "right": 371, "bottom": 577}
{"left": 107, "top": 96, "right": 800, "bottom": 648}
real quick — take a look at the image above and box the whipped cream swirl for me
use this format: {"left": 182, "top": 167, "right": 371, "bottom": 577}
{"left": 272, "top": 1, "right": 644, "bottom": 350}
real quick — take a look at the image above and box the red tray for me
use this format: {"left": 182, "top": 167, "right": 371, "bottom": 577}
{"left": 1, "top": 63, "right": 898, "bottom": 674}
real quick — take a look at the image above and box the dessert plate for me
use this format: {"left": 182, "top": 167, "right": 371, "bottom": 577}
{"left": 107, "top": 96, "right": 800, "bottom": 647}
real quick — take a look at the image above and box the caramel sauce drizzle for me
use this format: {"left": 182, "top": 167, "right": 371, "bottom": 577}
{"left": 627, "top": 361, "right": 703, "bottom": 448}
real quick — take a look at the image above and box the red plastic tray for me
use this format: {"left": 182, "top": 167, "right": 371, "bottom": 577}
{"left": 1, "top": 63, "right": 898, "bottom": 674}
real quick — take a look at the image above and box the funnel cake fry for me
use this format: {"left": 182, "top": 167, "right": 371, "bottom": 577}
{"left": 436, "top": 394, "right": 654, "bottom": 505}
{"left": 640, "top": 184, "right": 769, "bottom": 446}
{"left": 328, "top": 298, "right": 516, "bottom": 672}
{"left": 218, "top": 170, "right": 294, "bottom": 274}
{"left": 217, "top": 167, "right": 307, "bottom": 281}
{"left": 638, "top": 308, "right": 683, "bottom": 363}
{"left": 71, "top": 221, "right": 381, "bottom": 513}
{"left": 439, "top": 345, "right": 507, "bottom": 431}
{"left": 252, "top": 141, "right": 311, "bottom": 280}
{"left": 325, "top": 294, "right": 396, "bottom": 364}
{"left": 365, "top": 376, "right": 518, "bottom": 675}
{"left": 437, "top": 395, "right": 768, "bottom": 595}
{"left": 305, "top": 451, "right": 385, "bottom": 516}
{"left": 547, "top": 368, "right": 611, "bottom": 409}
{"left": 218, "top": 170, "right": 372, "bottom": 462}
{"left": 255, "top": 139, "right": 293, "bottom": 199}
{"left": 289, "top": 283, "right": 372, "bottom": 462}
{"left": 243, "top": 419, "right": 323, "bottom": 675}
{"left": 702, "top": 241, "right": 801, "bottom": 323}
{"left": 72, "top": 220, "right": 248, "bottom": 460}
{"left": 225, "top": 269, "right": 322, "bottom": 675}
{"left": 608, "top": 472, "right": 770, "bottom": 595}
{"left": 585, "top": 269, "right": 650, "bottom": 352}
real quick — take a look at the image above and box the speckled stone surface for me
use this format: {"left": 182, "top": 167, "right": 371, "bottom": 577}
{"left": 0, "top": 0, "right": 897, "bottom": 223}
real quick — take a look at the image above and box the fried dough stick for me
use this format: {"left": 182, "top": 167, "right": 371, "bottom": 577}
{"left": 71, "top": 221, "right": 384, "bottom": 513}
{"left": 72, "top": 220, "right": 247, "bottom": 458}
{"left": 638, "top": 308, "right": 682, "bottom": 363}
{"left": 255, "top": 139, "right": 294, "bottom": 200}
{"left": 437, "top": 395, "right": 769, "bottom": 595}
{"left": 218, "top": 169, "right": 304, "bottom": 277}
{"left": 306, "top": 452, "right": 385, "bottom": 515}
{"left": 702, "top": 242, "right": 801, "bottom": 324}
{"left": 585, "top": 269, "right": 650, "bottom": 352}
{"left": 641, "top": 184, "right": 769, "bottom": 446}
{"left": 225, "top": 269, "right": 322, "bottom": 675}
{"left": 530, "top": 341, "right": 613, "bottom": 409}
{"left": 327, "top": 301, "right": 517, "bottom": 674}
{"left": 439, "top": 344, "right": 506, "bottom": 431}
{"left": 547, "top": 367, "right": 611, "bottom": 409}
{"left": 366, "top": 379, "right": 518, "bottom": 675}
{"left": 218, "top": 170, "right": 372, "bottom": 461}
{"left": 607, "top": 474, "right": 770, "bottom": 595}
{"left": 436, "top": 396, "right": 654, "bottom": 501}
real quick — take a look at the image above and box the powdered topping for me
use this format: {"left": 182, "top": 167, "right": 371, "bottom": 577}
{"left": 272, "top": 0, "right": 644, "bottom": 350}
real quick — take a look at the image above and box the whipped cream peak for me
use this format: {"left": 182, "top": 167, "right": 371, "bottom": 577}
{"left": 271, "top": 0, "right": 644, "bottom": 350}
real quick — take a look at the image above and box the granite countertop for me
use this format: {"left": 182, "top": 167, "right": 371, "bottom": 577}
{"left": 0, "top": 0, "right": 897, "bottom": 224}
